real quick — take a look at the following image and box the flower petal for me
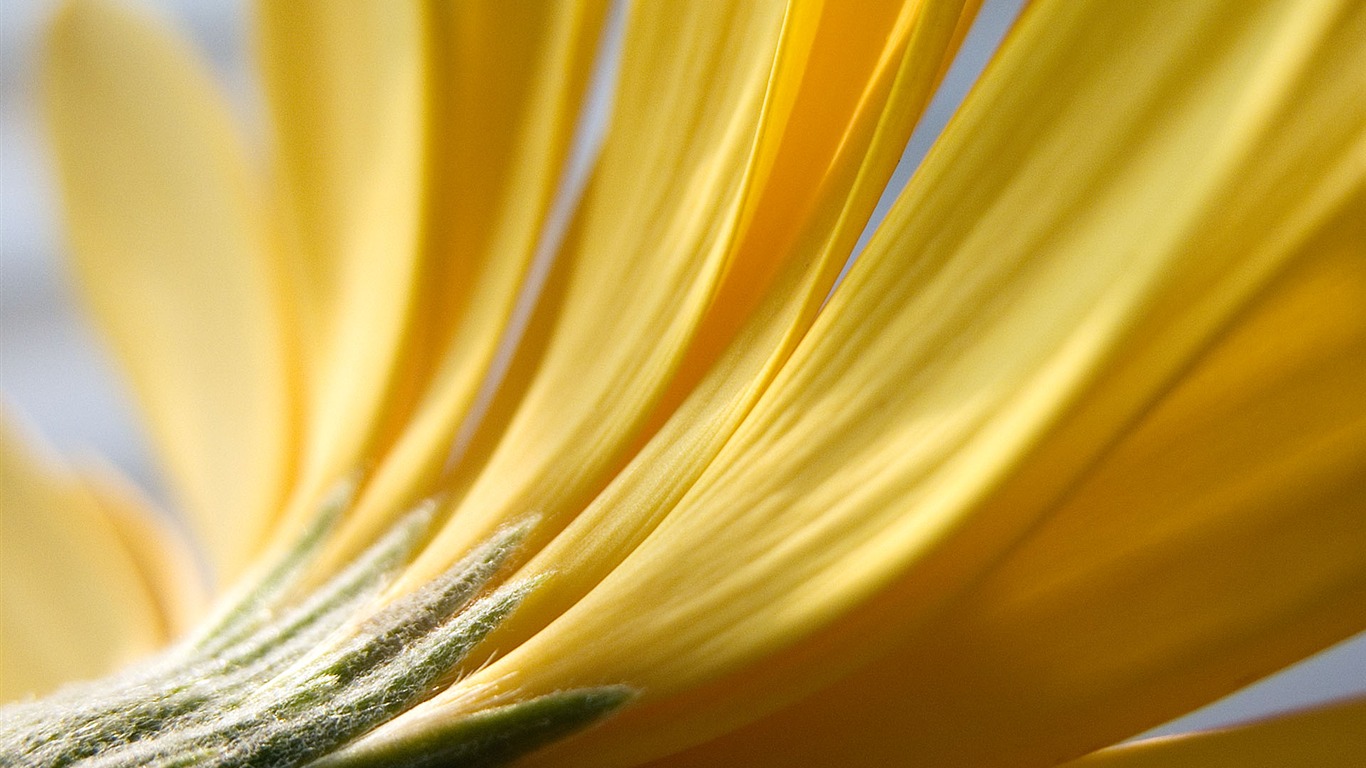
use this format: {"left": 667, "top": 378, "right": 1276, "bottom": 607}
{"left": 401, "top": 0, "right": 1362, "bottom": 763}
{"left": 394, "top": 0, "right": 795, "bottom": 587}
{"left": 1063, "top": 698, "right": 1366, "bottom": 768}
{"left": 648, "top": 199, "right": 1366, "bottom": 768}
{"left": 79, "top": 461, "right": 208, "bottom": 637}
{"left": 42, "top": 0, "right": 296, "bottom": 577}
{"left": 0, "top": 414, "right": 166, "bottom": 701}
{"left": 483, "top": 0, "right": 980, "bottom": 657}
{"left": 255, "top": 0, "right": 427, "bottom": 514}
{"left": 316, "top": 0, "right": 612, "bottom": 565}
{"left": 400, "top": 0, "right": 975, "bottom": 591}
{"left": 330, "top": 2, "right": 978, "bottom": 756}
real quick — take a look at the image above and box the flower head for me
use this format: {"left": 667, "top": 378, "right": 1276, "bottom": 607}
{"left": 2, "top": 0, "right": 1364, "bottom": 766}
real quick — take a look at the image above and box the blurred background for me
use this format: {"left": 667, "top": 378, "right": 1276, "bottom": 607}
{"left": 1, "top": 0, "right": 1361, "bottom": 741}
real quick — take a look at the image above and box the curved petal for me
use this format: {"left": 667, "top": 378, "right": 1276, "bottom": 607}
{"left": 42, "top": 0, "right": 296, "bottom": 578}
{"left": 395, "top": 0, "right": 797, "bottom": 588}
{"left": 315, "top": 0, "right": 612, "bottom": 566}
{"left": 383, "top": 0, "right": 1363, "bottom": 764}
{"left": 333, "top": 3, "right": 979, "bottom": 761}
{"left": 79, "top": 461, "right": 208, "bottom": 637}
{"left": 400, "top": 0, "right": 975, "bottom": 593}
{"left": 1063, "top": 698, "right": 1366, "bottom": 768}
{"left": 483, "top": 0, "right": 979, "bottom": 658}
{"left": 0, "top": 413, "right": 165, "bottom": 701}
{"left": 649, "top": 199, "right": 1366, "bottom": 768}
{"left": 255, "top": 0, "right": 427, "bottom": 518}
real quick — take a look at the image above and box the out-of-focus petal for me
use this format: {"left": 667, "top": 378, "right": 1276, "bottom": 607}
{"left": 42, "top": 0, "right": 296, "bottom": 578}
{"left": 1063, "top": 698, "right": 1366, "bottom": 768}
{"left": 255, "top": 0, "right": 426, "bottom": 517}
{"left": 80, "top": 461, "right": 208, "bottom": 637}
{"left": 0, "top": 414, "right": 166, "bottom": 701}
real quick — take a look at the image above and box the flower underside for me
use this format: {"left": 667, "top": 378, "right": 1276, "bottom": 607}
{"left": 1, "top": 495, "right": 632, "bottom": 767}
{"left": 1, "top": 0, "right": 1363, "bottom": 766}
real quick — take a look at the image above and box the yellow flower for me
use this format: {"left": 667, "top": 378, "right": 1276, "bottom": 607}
{"left": 2, "top": 0, "right": 1363, "bottom": 765}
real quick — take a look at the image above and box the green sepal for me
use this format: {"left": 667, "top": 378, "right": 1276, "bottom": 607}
{"left": 311, "top": 686, "right": 637, "bottom": 768}
{"left": 188, "top": 478, "right": 358, "bottom": 653}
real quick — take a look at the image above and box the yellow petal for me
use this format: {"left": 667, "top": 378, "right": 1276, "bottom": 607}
{"left": 315, "top": 0, "right": 612, "bottom": 567}
{"left": 79, "top": 461, "right": 208, "bottom": 637}
{"left": 0, "top": 413, "right": 165, "bottom": 701}
{"left": 394, "top": 0, "right": 794, "bottom": 588}
{"left": 1063, "top": 698, "right": 1366, "bottom": 768}
{"left": 336, "top": 3, "right": 978, "bottom": 756}
{"left": 255, "top": 0, "right": 427, "bottom": 516}
{"left": 478, "top": 0, "right": 979, "bottom": 657}
{"left": 42, "top": 0, "right": 296, "bottom": 578}
{"left": 393, "top": 0, "right": 1362, "bottom": 763}
{"left": 649, "top": 198, "right": 1366, "bottom": 768}
{"left": 400, "top": 0, "right": 975, "bottom": 593}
